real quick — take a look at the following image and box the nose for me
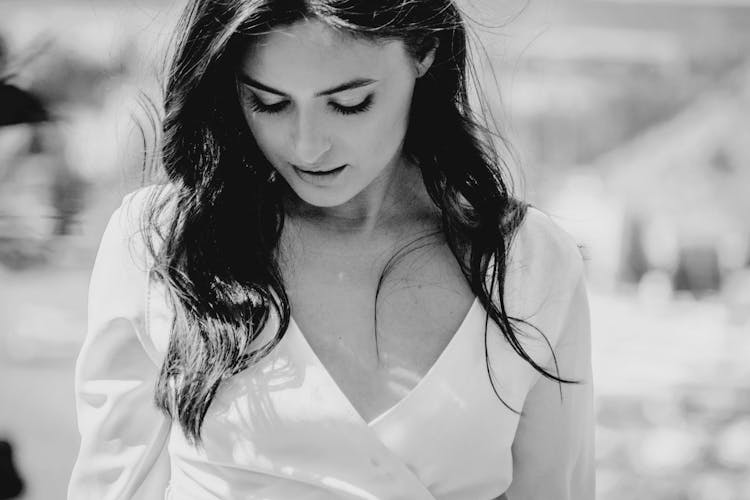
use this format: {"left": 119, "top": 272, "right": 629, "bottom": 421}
{"left": 293, "top": 107, "right": 331, "bottom": 165}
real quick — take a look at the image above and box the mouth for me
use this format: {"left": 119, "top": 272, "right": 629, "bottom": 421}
{"left": 292, "top": 164, "right": 347, "bottom": 176}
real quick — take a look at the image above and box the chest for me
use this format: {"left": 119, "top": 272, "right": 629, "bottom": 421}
{"left": 278, "top": 229, "right": 476, "bottom": 423}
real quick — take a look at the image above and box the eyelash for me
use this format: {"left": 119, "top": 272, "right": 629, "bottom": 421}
{"left": 247, "top": 93, "right": 374, "bottom": 116}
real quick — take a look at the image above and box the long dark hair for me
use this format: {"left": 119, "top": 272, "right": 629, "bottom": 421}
{"left": 142, "top": 0, "right": 576, "bottom": 445}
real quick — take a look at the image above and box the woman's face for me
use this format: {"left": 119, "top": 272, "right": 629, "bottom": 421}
{"left": 236, "top": 19, "right": 431, "bottom": 209}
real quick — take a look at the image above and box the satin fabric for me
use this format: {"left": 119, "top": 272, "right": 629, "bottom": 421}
{"left": 68, "top": 186, "right": 595, "bottom": 499}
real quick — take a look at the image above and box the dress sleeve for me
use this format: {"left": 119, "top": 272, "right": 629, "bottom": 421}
{"left": 68, "top": 190, "right": 172, "bottom": 500}
{"left": 503, "top": 210, "right": 595, "bottom": 500}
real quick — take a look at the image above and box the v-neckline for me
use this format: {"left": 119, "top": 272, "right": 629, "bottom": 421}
{"left": 288, "top": 296, "right": 480, "bottom": 427}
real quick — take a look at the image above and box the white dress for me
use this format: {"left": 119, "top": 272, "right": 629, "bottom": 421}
{"left": 68, "top": 186, "right": 595, "bottom": 500}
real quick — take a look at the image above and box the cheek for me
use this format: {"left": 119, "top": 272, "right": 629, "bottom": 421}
{"left": 244, "top": 115, "right": 285, "bottom": 159}
{"left": 360, "top": 90, "right": 412, "bottom": 155}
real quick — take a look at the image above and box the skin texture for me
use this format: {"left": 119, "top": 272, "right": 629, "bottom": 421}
{"left": 236, "top": 19, "right": 437, "bottom": 238}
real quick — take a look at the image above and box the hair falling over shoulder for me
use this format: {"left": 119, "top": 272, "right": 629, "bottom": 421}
{"left": 137, "top": 0, "right": 575, "bottom": 446}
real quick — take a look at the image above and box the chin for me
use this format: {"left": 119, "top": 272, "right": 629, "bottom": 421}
{"left": 291, "top": 186, "right": 357, "bottom": 208}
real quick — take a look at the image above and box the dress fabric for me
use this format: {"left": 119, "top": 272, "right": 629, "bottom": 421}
{"left": 68, "top": 186, "right": 595, "bottom": 500}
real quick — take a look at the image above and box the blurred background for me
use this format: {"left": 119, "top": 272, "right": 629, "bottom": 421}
{"left": 0, "top": 0, "right": 748, "bottom": 498}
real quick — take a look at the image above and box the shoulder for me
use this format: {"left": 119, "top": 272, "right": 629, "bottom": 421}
{"left": 94, "top": 183, "right": 177, "bottom": 281}
{"left": 117, "top": 183, "right": 178, "bottom": 235}
{"left": 508, "top": 206, "right": 584, "bottom": 287}
{"left": 108, "top": 184, "right": 178, "bottom": 262}
{"left": 88, "top": 184, "right": 179, "bottom": 301}
{"left": 501, "top": 206, "right": 585, "bottom": 321}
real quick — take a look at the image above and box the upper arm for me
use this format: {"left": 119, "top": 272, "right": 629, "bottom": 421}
{"left": 503, "top": 210, "right": 595, "bottom": 500}
{"left": 68, "top": 189, "right": 172, "bottom": 500}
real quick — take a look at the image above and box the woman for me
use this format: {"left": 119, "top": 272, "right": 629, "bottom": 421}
{"left": 69, "top": 1, "right": 594, "bottom": 498}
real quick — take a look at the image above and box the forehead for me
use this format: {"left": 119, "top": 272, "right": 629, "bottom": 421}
{"left": 237, "top": 19, "right": 409, "bottom": 94}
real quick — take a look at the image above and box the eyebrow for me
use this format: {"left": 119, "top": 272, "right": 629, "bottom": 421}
{"left": 236, "top": 72, "right": 377, "bottom": 97}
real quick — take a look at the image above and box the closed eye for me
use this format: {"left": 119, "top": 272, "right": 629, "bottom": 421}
{"left": 246, "top": 93, "right": 374, "bottom": 116}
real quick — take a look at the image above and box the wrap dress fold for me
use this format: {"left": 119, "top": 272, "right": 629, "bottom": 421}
{"left": 68, "top": 186, "right": 595, "bottom": 500}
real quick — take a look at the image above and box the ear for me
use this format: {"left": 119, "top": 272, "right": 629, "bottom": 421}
{"left": 415, "top": 37, "right": 439, "bottom": 78}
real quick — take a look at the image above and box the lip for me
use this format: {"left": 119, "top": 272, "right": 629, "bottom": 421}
{"left": 292, "top": 164, "right": 346, "bottom": 175}
{"left": 292, "top": 163, "right": 348, "bottom": 185}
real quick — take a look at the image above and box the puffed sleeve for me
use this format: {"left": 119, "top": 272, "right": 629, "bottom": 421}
{"left": 503, "top": 209, "right": 595, "bottom": 500}
{"left": 68, "top": 188, "right": 172, "bottom": 500}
